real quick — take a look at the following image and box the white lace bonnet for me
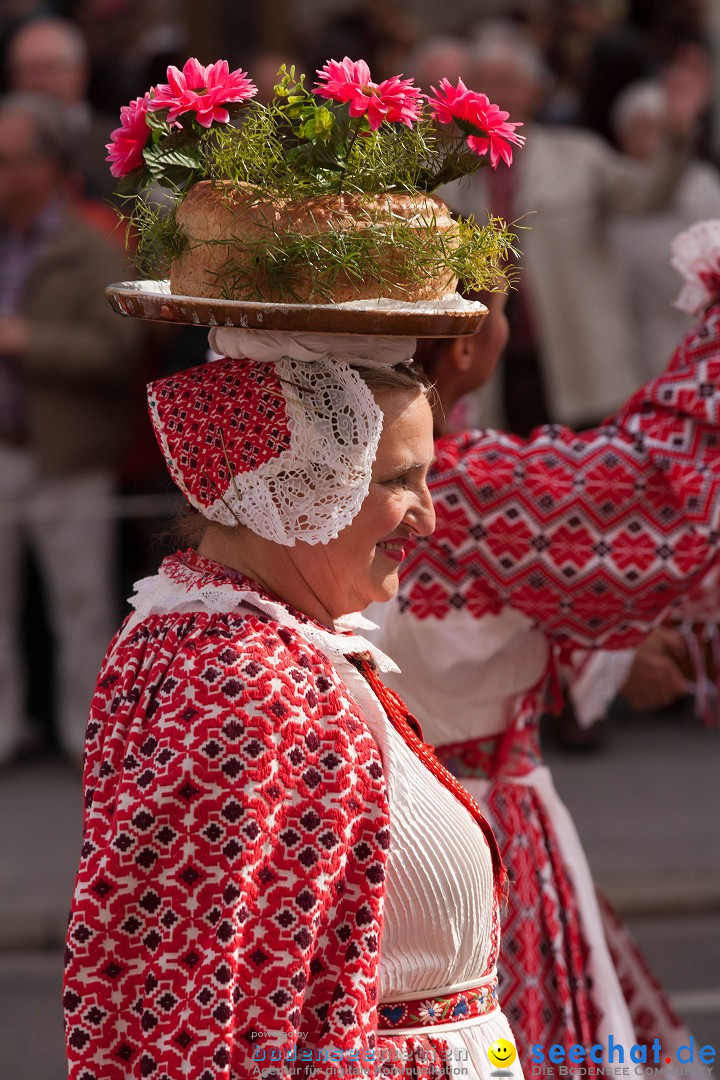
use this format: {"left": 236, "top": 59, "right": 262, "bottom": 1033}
{"left": 147, "top": 327, "right": 417, "bottom": 546}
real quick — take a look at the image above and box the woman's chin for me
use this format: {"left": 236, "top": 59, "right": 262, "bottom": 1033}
{"left": 338, "top": 570, "right": 400, "bottom": 616}
{"left": 374, "top": 572, "right": 401, "bottom": 605}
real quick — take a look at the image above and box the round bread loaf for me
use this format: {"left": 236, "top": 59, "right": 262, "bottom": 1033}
{"left": 170, "top": 182, "right": 459, "bottom": 303}
{"left": 170, "top": 182, "right": 283, "bottom": 300}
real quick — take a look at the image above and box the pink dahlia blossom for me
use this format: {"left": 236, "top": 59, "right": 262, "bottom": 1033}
{"left": 106, "top": 93, "right": 151, "bottom": 177}
{"left": 426, "top": 78, "right": 525, "bottom": 167}
{"left": 313, "top": 57, "right": 422, "bottom": 130}
{"left": 148, "top": 58, "right": 257, "bottom": 128}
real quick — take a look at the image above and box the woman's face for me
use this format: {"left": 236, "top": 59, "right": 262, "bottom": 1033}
{"left": 290, "top": 386, "right": 436, "bottom": 619}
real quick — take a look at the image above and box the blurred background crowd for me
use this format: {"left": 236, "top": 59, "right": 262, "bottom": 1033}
{"left": 1, "top": 0, "right": 720, "bottom": 766}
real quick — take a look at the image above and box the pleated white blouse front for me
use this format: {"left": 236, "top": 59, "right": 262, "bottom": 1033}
{"left": 337, "top": 658, "right": 524, "bottom": 1079}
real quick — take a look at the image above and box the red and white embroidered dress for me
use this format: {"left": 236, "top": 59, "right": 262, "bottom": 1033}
{"left": 64, "top": 550, "right": 522, "bottom": 1080}
{"left": 369, "top": 305, "right": 720, "bottom": 1070}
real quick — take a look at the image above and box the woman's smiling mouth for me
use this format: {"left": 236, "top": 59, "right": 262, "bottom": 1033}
{"left": 376, "top": 539, "right": 407, "bottom": 563}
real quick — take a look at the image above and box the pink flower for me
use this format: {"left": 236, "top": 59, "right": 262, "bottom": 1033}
{"left": 106, "top": 93, "right": 151, "bottom": 178}
{"left": 426, "top": 78, "right": 525, "bottom": 167}
{"left": 148, "top": 58, "right": 257, "bottom": 128}
{"left": 313, "top": 57, "right": 422, "bottom": 131}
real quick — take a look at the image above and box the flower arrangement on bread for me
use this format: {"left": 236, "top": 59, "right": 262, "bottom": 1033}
{"left": 107, "top": 56, "right": 524, "bottom": 304}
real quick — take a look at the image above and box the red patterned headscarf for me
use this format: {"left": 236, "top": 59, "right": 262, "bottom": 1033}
{"left": 147, "top": 352, "right": 383, "bottom": 546}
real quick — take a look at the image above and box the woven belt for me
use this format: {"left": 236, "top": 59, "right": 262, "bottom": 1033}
{"left": 435, "top": 727, "right": 542, "bottom": 781}
{"left": 378, "top": 977, "right": 499, "bottom": 1030}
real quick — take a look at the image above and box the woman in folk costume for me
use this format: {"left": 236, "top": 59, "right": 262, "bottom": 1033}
{"left": 368, "top": 222, "right": 720, "bottom": 1070}
{"left": 66, "top": 344, "right": 524, "bottom": 1079}
{"left": 64, "top": 54, "right": 532, "bottom": 1080}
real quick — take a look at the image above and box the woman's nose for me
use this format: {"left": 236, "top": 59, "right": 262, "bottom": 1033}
{"left": 408, "top": 483, "right": 436, "bottom": 537}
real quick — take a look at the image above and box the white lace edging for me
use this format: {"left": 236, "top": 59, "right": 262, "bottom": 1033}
{"left": 149, "top": 354, "right": 383, "bottom": 547}
{"left": 671, "top": 219, "right": 720, "bottom": 315}
{"left": 129, "top": 570, "right": 400, "bottom": 673}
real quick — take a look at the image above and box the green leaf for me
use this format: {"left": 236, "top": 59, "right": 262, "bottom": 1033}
{"left": 313, "top": 107, "right": 334, "bottom": 142}
{"left": 274, "top": 64, "right": 307, "bottom": 101}
{"left": 156, "top": 167, "right": 202, "bottom": 190}
{"left": 114, "top": 166, "right": 149, "bottom": 196}
{"left": 143, "top": 141, "right": 202, "bottom": 172}
{"left": 286, "top": 140, "right": 344, "bottom": 172}
{"left": 300, "top": 111, "right": 334, "bottom": 143}
{"left": 144, "top": 108, "right": 168, "bottom": 132}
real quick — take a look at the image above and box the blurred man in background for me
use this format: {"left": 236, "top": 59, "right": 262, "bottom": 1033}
{"left": 444, "top": 26, "right": 712, "bottom": 435}
{"left": 610, "top": 78, "right": 720, "bottom": 383}
{"left": 0, "top": 94, "right": 138, "bottom": 765}
{"left": 7, "top": 17, "right": 118, "bottom": 203}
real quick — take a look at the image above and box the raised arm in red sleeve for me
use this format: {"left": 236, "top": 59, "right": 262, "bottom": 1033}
{"left": 401, "top": 305, "right": 720, "bottom": 650}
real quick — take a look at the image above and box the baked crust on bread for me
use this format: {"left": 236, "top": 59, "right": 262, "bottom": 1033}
{"left": 170, "top": 181, "right": 459, "bottom": 303}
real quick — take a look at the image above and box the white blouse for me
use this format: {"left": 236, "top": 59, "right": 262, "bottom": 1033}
{"left": 337, "top": 656, "right": 523, "bottom": 1077}
{"left": 366, "top": 602, "right": 550, "bottom": 743}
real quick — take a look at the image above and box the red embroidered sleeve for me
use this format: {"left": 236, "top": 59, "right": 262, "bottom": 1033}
{"left": 64, "top": 611, "right": 389, "bottom": 1080}
{"left": 401, "top": 307, "right": 720, "bottom": 649}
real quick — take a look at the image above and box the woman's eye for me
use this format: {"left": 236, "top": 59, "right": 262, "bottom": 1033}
{"left": 384, "top": 474, "right": 408, "bottom": 488}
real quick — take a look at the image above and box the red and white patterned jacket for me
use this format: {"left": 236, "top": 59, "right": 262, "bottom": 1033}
{"left": 399, "top": 304, "right": 720, "bottom": 650}
{"left": 64, "top": 554, "right": 399, "bottom": 1080}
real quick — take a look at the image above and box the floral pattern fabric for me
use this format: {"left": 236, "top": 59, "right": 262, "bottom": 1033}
{"left": 378, "top": 980, "right": 499, "bottom": 1030}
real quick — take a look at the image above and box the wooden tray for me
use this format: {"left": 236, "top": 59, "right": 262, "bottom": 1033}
{"left": 106, "top": 281, "right": 488, "bottom": 337}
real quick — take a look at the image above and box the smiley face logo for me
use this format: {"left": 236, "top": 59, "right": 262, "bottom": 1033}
{"left": 487, "top": 1039, "right": 517, "bottom": 1070}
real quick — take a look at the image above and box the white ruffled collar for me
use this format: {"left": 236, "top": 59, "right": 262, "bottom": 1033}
{"left": 129, "top": 549, "right": 399, "bottom": 673}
